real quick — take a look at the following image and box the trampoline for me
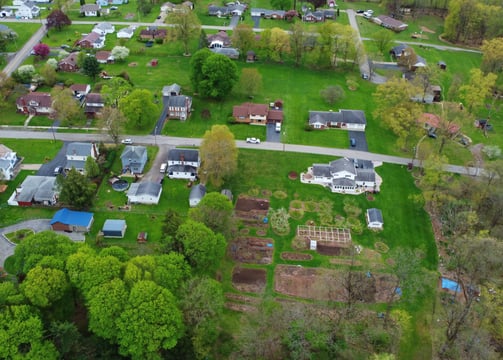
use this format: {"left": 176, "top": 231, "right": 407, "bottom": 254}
{"left": 441, "top": 277, "right": 461, "bottom": 293}
{"left": 112, "top": 179, "right": 129, "bottom": 192}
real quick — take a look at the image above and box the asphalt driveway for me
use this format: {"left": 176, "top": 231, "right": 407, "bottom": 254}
{"left": 348, "top": 131, "right": 368, "bottom": 152}
{"left": 266, "top": 123, "right": 281, "bottom": 143}
{"left": 37, "top": 141, "right": 69, "bottom": 176}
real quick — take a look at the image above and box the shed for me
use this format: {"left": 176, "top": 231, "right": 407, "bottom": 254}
{"left": 221, "top": 189, "right": 233, "bottom": 201}
{"left": 102, "top": 219, "right": 127, "bottom": 238}
{"left": 189, "top": 184, "right": 206, "bottom": 207}
{"left": 437, "top": 61, "right": 447, "bottom": 70}
{"left": 50, "top": 208, "right": 94, "bottom": 233}
{"left": 366, "top": 208, "right": 383, "bottom": 230}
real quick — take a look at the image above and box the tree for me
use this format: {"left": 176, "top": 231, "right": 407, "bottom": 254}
{"left": 459, "top": 68, "right": 497, "bottom": 112}
{"left": 231, "top": 24, "right": 255, "bottom": 60}
{"left": 481, "top": 37, "right": 503, "bottom": 73}
{"left": 0, "top": 28, "right": 17, "bottom": 52}
{"left": 111, "top": 46, "right": 130, "bottom": 62}
{"left": 137, "top": 0, "right": 152, "bottom": 16}
{"left": 269, "top": 27, "right": 290, "bottom": 62}
{"left": 290, "top": 22, "right": 305, "bottom": 67}
{"left": 237, "top": 68, "right": 262, "bottom": 98}
{"left": 46, "top": 9, "right": 72, "bottom": 31}
{"left": 269, "top": 207, "right": 290, "bottom": 234}
{"left": 21, "top": 266, "right": 69, "bottom": 307}
{"left": 12, "top": 64, "right": 36, "bottom": 83}
{"left": 33, "top": 43, "right": 50, "bottom": 58}
{"left": 198, "top": 53, "right": 238, "bottom": 99}
{"left": 51, "top": 88, "right": 84, "bottom": 127}
{"left": 199, "top": 124, "right": 238, "bottom": 187}
{"left": 412, "top": 66, "right": 441, "bottom": 103}
{"left": 167, "top": 8, "right": 201, "bottom": 56}
{"left": 176, "top": 220, "right": 226, "bottom": 273}
{"left": 396, "top": 46, "right": 418, "bottom": 70}
{"left": 40, "top": 63, "right": 57, "bottom": 86}
{"left": 189, "top": 192, "right": 234, "bottom": 238}
{"left": 100, "top": 77, "right": 133, "bottom": 107}
{"left": 99, "top": 106, "right": 127, "bottom": 144}
{"left": 82, "top": 56, "right": 101, "bottom": 79}
{"left": 116, "top": 281, "right": 184, "bottom": 359}
{"left": 271, "top": 0, "right": 291, "bottom": 10}
{"left": 119, "top": 89, "right": 158, "bottom": 130}
{"left": 373, "top": 29, "right": 394, "bottom": 55}
{"left": 85, "top": 156, "right": 100, "bottom": 179}
{"left": 320, "top": 85, "right": 345, "bottom": 106}
{"left": 48, "top": 321, "right": 81, "bottom": 358}
{"left": 57, "top": 168, "right": 97, "bottom": 208}
{"left": 373, "top": 77, "right": 423, "bottom": 150}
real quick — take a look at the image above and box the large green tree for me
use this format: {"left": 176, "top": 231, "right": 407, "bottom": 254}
{"left": 231, "top": 24, "right": 255, "bottom": 60}
{"left": 167, "top": 7, "right": 201, "bottom": 56}
{"left": 119, "top": 89, "right": 159, "bottom": 130}
{"left": 51, "top": 88, "right": 85, "bottom": 127}
{"left": 199, "top": 124, "right": 238, "bottom": 187}
{"left": 189, "top": 192, "right": 234, "bottom": 239}
{"left": 81, "top": 56, "right": 101, "bottom": 79}
{"left": 459, "top": 68, "right": 497, "bottom": 112}
{"left": 57, "top": 168, "right": 97, "bottom": 209}
{"left": 197, "top": 53, "right": 238, "bottom": 99}
{"left": 481, "top": 37, "right": 503, "bottom": 73}
{"left": 21, "top": 266, "right": 69, "bottom": 308}
{"left": 116, "top": 280, "right": 184, "bottom": 359}
{"left": 100, "top": 77, "right": 133, "bottom": 107}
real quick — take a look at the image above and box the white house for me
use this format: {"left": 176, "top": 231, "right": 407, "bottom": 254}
{"left": 302, "top": 158, "right": 378, "bottom": 194}
{"left": 80, "top": 4, "right": 100, "bottom": 16}
{"left": 0, "top": 144, "right": 20, "bottom": 180}
{"left": 366, "top": 208, "right": 384, "bottom": 230}
{"left": 167, "top": 148, "right": 199, "bottom": 180}
{"left": 117, "top": 26, "right": 135, "bottom": 39}
{"left": 121, "top": 146, "right": 148, "bottom": 174}
{"left": 127, "top": 181, "right": 162, "bottom": 205}
{"left": 14, "top": 0, "right": 40, "bottom": 19}
{"left": 308, "top": 109, "right": 367, "bottom": 131}
{"left": 65, "top": 142, "right": 99, "bottom": 173}
{"left": 92, "top": 22, "right": 115, "bottom": 35}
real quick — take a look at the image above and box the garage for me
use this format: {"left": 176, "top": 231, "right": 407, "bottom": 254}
{"left": 102, "top": 219, "right": 127, "bottom": 238}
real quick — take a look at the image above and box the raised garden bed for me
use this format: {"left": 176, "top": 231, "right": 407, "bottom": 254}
{"left": 280, "top": 252, "right": 313, "bottom": 261}
{"left": 232, "top": 267, "right": 267, "bottom": 293}
{"left": 229, "top": 237, "right": 274, "bottom": 264}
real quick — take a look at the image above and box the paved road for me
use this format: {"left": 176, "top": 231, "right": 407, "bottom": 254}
{"left": 0, "top": 129, "right": 483, "bottom": 176}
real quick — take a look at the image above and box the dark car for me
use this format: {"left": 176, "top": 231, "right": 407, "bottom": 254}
{"left": 428, "top": 130, "right": 437, "bottom": 139}
{"left": 350, "top": 138, "right": 356, "bottom": 147}
{"left": 356, "top": 9, "right": 365, "bottom": 13}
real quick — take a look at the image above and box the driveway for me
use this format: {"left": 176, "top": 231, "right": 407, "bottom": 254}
{"left": 348, "top": 131, "right": 368, "bottom": 152}
{"left": 229, "top": 15, "right": 240, "bottom": 28}
{"left": 141, "top": 144, "right": 170, "bottom": 183}
{"left": 266, "top": 123, "right": 281, "bottom": 143}
{"left": 37, "top": 141, "right": 69, "bottom": 176}
{"left": 251, "top": 16, "right": 261, "bottom": 28}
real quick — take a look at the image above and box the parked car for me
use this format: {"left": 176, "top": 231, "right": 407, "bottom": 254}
{"left": 110, "top": 6, "right": 118, "bottom": 10}
{"left": 246, "top": 137, "right": 260, "bottom": 144}
{"left": 160, "top": 163, "right": 167, "bottom": 173}
{"left": 428, "top": 130, "right": 437, "bottom": 139}
{"left": 60, "top": 44, "right": 70, "bottom": 49}
{"left": 356, "top": 9, "right": 364, "bottom": 13}
{"left": 350, "top": 138, "right": 356, "bottom": 147}
{"left": 275, "top": 122, "right": 281, "bottom": 133}
{"left": 121, "top": 138, "right": 133, "bottom": 144}
{"left": 53, "top": 166, "right": 63, "bottom": 176}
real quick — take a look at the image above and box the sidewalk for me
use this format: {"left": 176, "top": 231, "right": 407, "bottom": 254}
{"left": 20, "top": 164, "right": 41, "bottom": 170}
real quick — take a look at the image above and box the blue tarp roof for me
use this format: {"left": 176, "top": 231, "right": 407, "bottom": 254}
{"left": 50, "top": 208, "right": 94, "bottom": 226}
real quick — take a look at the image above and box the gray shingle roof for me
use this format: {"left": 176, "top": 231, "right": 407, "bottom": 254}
{"left": 167, "top": 95, "right": 190, "bottom": 107}
{"left": 367, "top": 208, "right": 383, "bottom": 223}
{"left": 329, "top": 158, "right": 356, "bottom": 175}
{"left": 121, "top": 146, "right": 146, "bottom": 162}
{"left": 168, "top": 164, "right": 197, "bottom": 173}
{"left": 189, "top": 184, "right": 206, "bottom": 200}
{"left": 67, "top": 142, "right": 93, "bottom": 157}
{"left": 312, "top": 164, "right": 332, "bottom": 178}
{"left": 162, "top": 83, "right": 181, "bottom": 96}
{"left": 128, "top": 182, "right": 162, "bottom": 197}
{"left": 168, "top": 148, "right": 199, "bottom": 162}
{"left": 17, "top": 176, "right": 58, "bottom": 203}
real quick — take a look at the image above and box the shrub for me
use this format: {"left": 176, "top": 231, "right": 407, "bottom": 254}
{"left": 269, "top": 208, "right": 290, "bottom": 235}
{"left": 346, "top": 217, "right": 363, "bottom": 234}
{"left": 289, "top": 209, "right": 304, "bottom": 220}
{"left": 374, "top": 241, "right": 389, "bottom": 253}
{"left": 290, "top": 200, "right": 302, "bottom": 209}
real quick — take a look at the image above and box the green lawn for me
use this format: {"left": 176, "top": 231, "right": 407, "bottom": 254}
{"left": 0, "top": 139, "right": 62, "bottom": 163}
{"left": 2, "top": 23, "right": 42, "bottom": 53}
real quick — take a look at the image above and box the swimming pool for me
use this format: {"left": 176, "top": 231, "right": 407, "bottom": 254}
{"left": 441, "top": 277, "right": 462, "bottom": 293}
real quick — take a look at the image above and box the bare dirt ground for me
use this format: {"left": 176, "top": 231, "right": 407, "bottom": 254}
{"left": 280, "top": 252, "right": 313, "bottom": 261}
{"left": 229, "top": 237, "right": 274, "bottom": 264}
{"left": 274, "top": 265, "right": 397, "bottom": 302}
{"left": 232, "top": 267, "right": 267, "bottom": 293}
{"left": 420, "top": 26, "right": 436, "bottom": 33}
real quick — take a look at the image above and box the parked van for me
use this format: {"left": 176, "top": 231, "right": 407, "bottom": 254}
{"left": 275, "top": 122, "right": 281, "bottom": 133}
{"left": 160, "top": 163, "right": 167, "bottom": 173}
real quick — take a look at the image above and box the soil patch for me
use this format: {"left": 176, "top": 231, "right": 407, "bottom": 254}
{"left": 329, "top": 258, "right": 363, "bottom": 266}
{"left": 274, "top": 265, "right": 397, "bottom": 302}
{"left": 0, "top": 184, "right": 7, "bottom": 193}
{"left": 225, "top": 293, "right": 260, "bottom": 304}
{"left": 235, "top": 196, "right": 270, "bottom": 222}
{"left": 232, "top": 267, "right": 267, "bottom": 293}
{"left": 225, "top": 302, "right": 257, "bottom": 312}
{"left": 280, "top": 252, "right": 313, "bottom": 261}
{"left": 229, "top": 237, "right": 274, "bottom": 264}
{"left": 420, "top": 26, "right": 435, "bottom": 33}
{"left": 316, "top": 244, "right": 350, "bottom": 256}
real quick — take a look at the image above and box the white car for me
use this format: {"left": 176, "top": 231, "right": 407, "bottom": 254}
{"left": 121, "top": 138, "right": 133, "bottom": 145}
{"left": 246, "top": 137, "right": 260, "bottom": 144}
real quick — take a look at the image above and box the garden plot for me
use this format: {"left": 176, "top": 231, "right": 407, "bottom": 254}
{"left": 274, "top": 265, "right": 397, "bottom": 302}
{"left": 232, "top": 267, "right": 267, "bottom": 293}
{"left": 296, "top": 225, "right": 352, "bottom": 256}
{"left": 229, "top": 237, "right": 274, "bottom": 264}
{"left": 234, "top": 196, "right": 270, "bottom": 223}
{"left": 224, "top": 293, "right": 260, "bottom": 313}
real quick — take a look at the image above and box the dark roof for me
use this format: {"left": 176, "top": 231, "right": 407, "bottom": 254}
{"left": 51, "top": 208, "right": 94, "bottom": 226}
{"left": 167, "top": 95, "right": 191, "bottom": 108}
{"left": 189, "top": 184, "right": 206, "bottom": 200}
{"left": 376, "top": 15, "right": 407, "bottom": 29}
{"left": 308, "top": 109, "right": 366, "bottom": 126}
{"left": 81, "top": 4, "right": 100, "bottom": 11}
{"left": 128, "top": 181, "right": 162, "bottom": 197}
{"left": 329, "top": 158, "right": 357, "bottom": 175}
{"left": 85, "top": 93, "right": 103, "bottom": 104}
{"left": 168, "top": 148, "right": 199, "bottom": 162}
{"left": 312, "top": 164, "right": 332, "bottom": 178}
{"left": 121, "top": 146, "right": 147, "bottom": 162}
{"left": 66, "top": 142, "right": 93, "bottom": 157}
{"left": 390, "top": 43, "right": 408, "bottom": 56}
{"left": 367, "top": 208, "right": 383, "bottom": 223}
{"left": 16, "top": 92, "right": 52, "bottom": 108}
{"left": 168, "top": 164, "right": 197, "bottom": 173}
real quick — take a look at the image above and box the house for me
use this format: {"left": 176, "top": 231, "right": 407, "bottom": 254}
{"left": 58, "top": 52, "right": 79, "bottom": 72}
{"left": 411, "top": 85, "right": 441, "bottom": 104}
{"left": 366, "top": 208, "right": 383, "bottom": 230}
{"left": 120, "top": 145, "right": 148, "bottom": 174}
{"left": 303, "top": 10, "right": 324, "bottom": 22}
{"left": 76, "top": 32, "right": 104, "bottom": 49}
{"left": 268, "top": 109, "right": 284, "bottom": 124}
{"left": 80, "top": 4, "right": 100, "bottom": 16}
{"left": 208, "top": 5, "right": 230, "bottom": 17}
{"left": 162, "top": 1, "right": 192, "bottom": 12}
{"left": 207, "top": 30, "right": 231, "bottom": 48}
{"left": 65, "top": 142, "right": 99, "bottom": 173}
{"left": 14, "top": 1, "right": 40, "bottom": 19}
{"left": 166, "top": 96, "right": 192, "bottom": 120}
{"left": 167, "top": 148, "right": 200, "bottom": 180}
{"left": 50, "top": 208, "right": 94, "bottom": 233}
{"left": 0, "top": 8, "right": 14, "bottom": 17}
{"left": 95, "top": 50, "right": 114, "bottom": 64}
{"left": 16, "top": 92, "right": 53, "bottom": 115}
{"left": 308, "top": 109, "right": 366, "bottom": 131}
{"left": 210, "top": 47, "right": 239, "bottom": 59}
{"left": 127, "top": 181, "right": 162, "bottom": 205}
{"left": 417, "top": 113, "right": 460, "bottom": 134}
{"left": 302, "top": 158, "right": 378, "bottom": 194}
{"left": 389, "top": 44, "right": 408, "bottom": 59}
{"left": 92, "top": 22, "right": 115, "bottom": 35}
{"left": 0, "top": 144, "right": 20, "bottom": 181}
{"left": 411, "top": 55, "right": 427, "bottom": 71}
{"left": 251, "top": 8, "right": 285, "bottom": 19}
{"left": 8, "top": 175, "right": 59, "bottom": 206}
{"left": 374, "top": 15, "right": 408, "bottom": 32}
{"left": 84, "top": 93, "right": 104, "bottom": 117}
{"left": 102, "top": 219, "right": 127, "bottom": 238}
{"left": 139, "top": 27, "right": 167, "bottom": 40}
{"left": 189, "top": 184, "right": 206, "bottom": 207}
{"left": 162, "top": 83, "right": 181, "bottom": 97}
{"left": 117, "top": 26, "right": 135, "bottom": 39}
{"left": 233, "top": 102, "right": 269, "bottom": 124}
{"left": 69, "top": 84, "right": 91, "bottom": 97}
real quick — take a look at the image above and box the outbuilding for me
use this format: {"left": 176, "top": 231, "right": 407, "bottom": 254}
{"left": 50, "top": 208, "right": 94, "bottom": 233}
{"left": 102, "top": 219, "right": 127, "bottom": 238}
{"left": 366, "top": 208, "right": 384, "bottom": 230}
